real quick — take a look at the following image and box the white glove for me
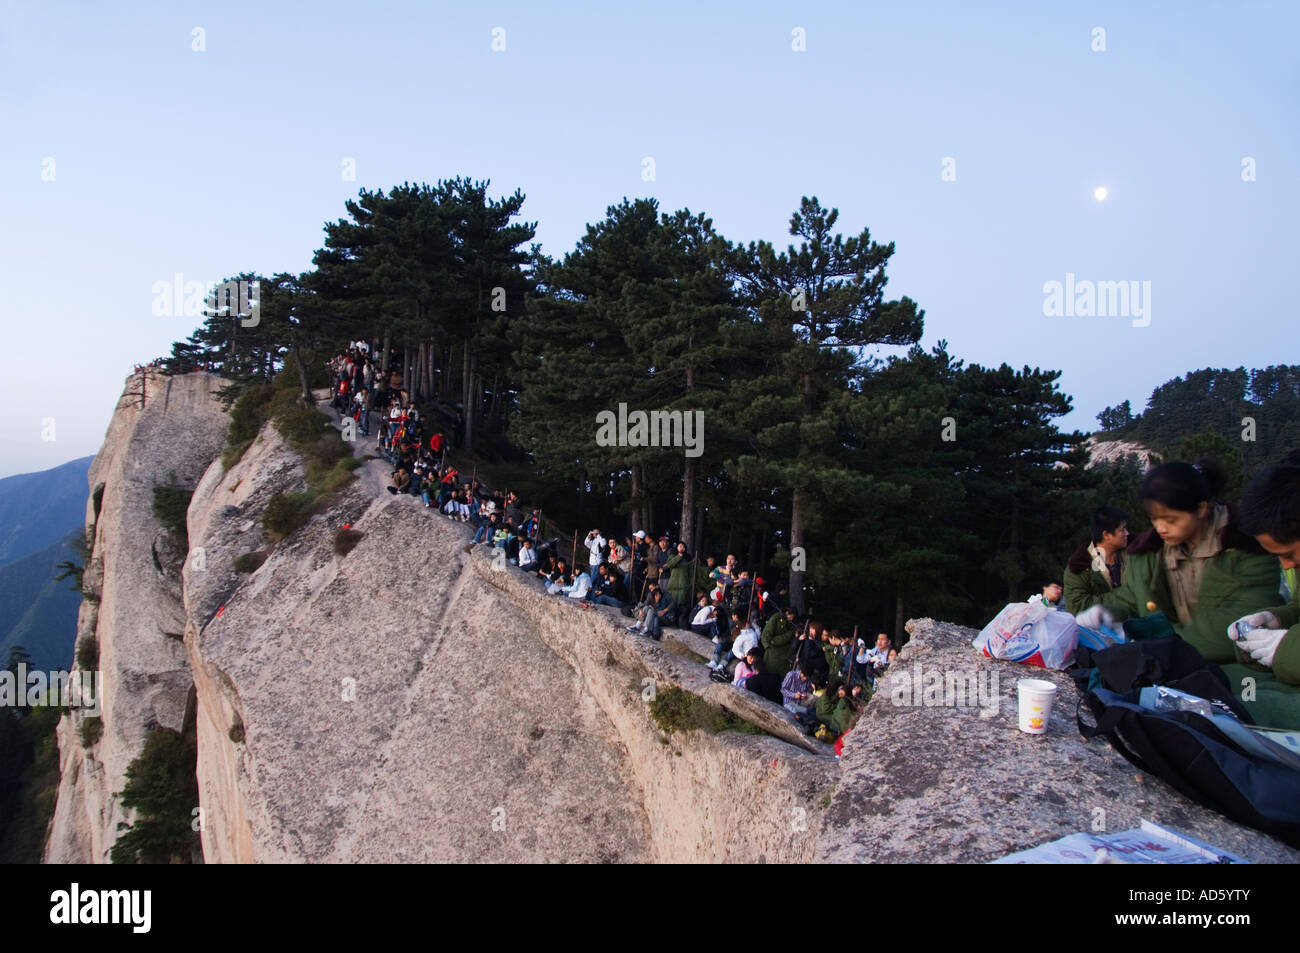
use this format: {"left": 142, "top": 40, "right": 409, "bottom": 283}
{"left": 1075, "top": 605, "right": 1116, "bottom": 631}
{"left": 1227, "top": 611, "right": 1282, "bottom": 642}
{"left": 1239, "top": 628, "right": 1288, "bottom": 668}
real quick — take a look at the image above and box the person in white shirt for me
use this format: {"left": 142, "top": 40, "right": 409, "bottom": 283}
{"left": 730, "top": 611, "right": 760, "bottom": 664}
{"left": 585, "top": 529, "right": 607, "bottom": 578}
{"left": 690, "top": 596, "right": 718, "bottom": 638}
{"left": 516, "top": 538, "right": 537, "bottom": 569}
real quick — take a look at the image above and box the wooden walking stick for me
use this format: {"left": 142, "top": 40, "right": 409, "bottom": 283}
{"left": 570, "top": 530, "right": 578, "bottom": 579}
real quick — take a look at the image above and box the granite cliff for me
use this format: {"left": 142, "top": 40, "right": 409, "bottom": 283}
{"left": 42, "top": 371, "right": 1300, "bottom": 864}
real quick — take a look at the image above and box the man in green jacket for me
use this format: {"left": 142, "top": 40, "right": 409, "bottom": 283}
{"left": 1221, "top": 462, "right": 1300, "bottom": 728}
{"left": 761, "top": 606, "right": 798, "bottom": 677}
{"left": 1063, "top": 505, "right": 1129, "bottom": 615}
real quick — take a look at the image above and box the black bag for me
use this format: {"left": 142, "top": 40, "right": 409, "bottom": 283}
{"left": 1080, "top": 688, "right": 1300, "bottom": 848}
{"left": 1077, "top": 637, "right": 1300, "bottom": 847}
{"left": 1071, "top": 635, "right": 1252, "bottom": 723}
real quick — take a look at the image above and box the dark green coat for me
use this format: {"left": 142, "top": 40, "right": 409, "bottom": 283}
{"left": 829, "top": 698, "right": 855, "bottom": 735}
{"left": 1063, "top": 541, "right": 1123, "bottom": 615}
{"left": 663, "top": 553, "right": 694, "bottom": 606}
{"left": 1220, "top": 570, "right": 1300, "bottom": 729}
{"left": 815, "top": 685, "right": 840, "bottom": 725}
{"left": 761, "top": 614, "right": 796, "bottom": 676}
{"left": 1097, "top": 514, "right": 1279, "bottom": 664}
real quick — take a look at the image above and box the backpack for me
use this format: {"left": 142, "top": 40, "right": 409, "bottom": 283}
{"left": 1076, "top": 636, "right": 1300, "bottom": 848}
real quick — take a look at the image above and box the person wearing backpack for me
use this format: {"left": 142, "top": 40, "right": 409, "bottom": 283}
{"left": 1075, "top": 459, "right": 1279, "bottom": 665}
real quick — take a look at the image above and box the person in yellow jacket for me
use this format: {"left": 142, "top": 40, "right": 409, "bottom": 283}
{"left": 1074, "top": 460, "right": 1278, "bottom": 664}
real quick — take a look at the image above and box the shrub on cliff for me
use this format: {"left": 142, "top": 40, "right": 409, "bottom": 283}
{"left": 649, "top": 685, "right": 764, "bottom": 736}
{"left": 151, "top": 482, "right": 194, "bottom": 538}
{"left": 110, "top": 726, "right": 200, "bottom": 864}
{"left": 232, "top": 550, "right": 268, "bottom": 573}
{"left": 222, "top": 383, "right": 276, "bottom": 469}
{"left": 263, "top": 491, "right": 315, "bottom": 542}
{"left": 333, "top": 527, "right": 364, "bottom": 557}
{"left": 75, "top": 635, "right": 99, "bottom": 671}
{"left": 79, "top": 715, "right": 102, "bottom": 748}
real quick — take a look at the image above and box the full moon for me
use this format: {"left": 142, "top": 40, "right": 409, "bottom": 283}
{"left": 1094, "top": 186, "right": 1109, "bottom": 201}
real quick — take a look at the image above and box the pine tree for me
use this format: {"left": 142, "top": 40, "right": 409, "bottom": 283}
{"left": 730, "top": 197, "right": 923, "bottom": 612}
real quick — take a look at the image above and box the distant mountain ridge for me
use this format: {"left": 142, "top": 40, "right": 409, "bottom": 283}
{"left": 0, "top": 457, "right": 92, "bottom": 566}
{"left": 0, "top": 456, "right": 92, "bottom": 673}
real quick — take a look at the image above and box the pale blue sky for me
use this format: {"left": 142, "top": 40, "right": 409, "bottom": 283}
{"left": 2, "top": 0, "right": 1296, "bottom": 478}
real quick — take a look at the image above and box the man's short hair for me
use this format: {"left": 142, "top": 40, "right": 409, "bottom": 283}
{"left": 1240, "top": 462, "right": 1300, "bottom": 544}
{"left": 1090, "top": 505, "right": 1130, "bottom": 543}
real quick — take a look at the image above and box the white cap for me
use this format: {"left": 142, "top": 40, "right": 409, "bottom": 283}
{"left": 634, "top": 530, "right": 646, "bottom": 538}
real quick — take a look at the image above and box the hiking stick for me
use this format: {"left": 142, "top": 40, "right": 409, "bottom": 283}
{"left": 570, "top": 530, "right": 578, "bottom": 580}
{"left": 845, "top": 624, "right": 859, "bottom": 690}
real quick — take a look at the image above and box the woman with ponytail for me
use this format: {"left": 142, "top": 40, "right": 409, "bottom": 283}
{"left": 1075, "top": 458, "right": 1279, "bottom": 662}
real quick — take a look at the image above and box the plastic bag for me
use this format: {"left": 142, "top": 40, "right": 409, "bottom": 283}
{"left": 974, "top": 602, "right": 1079, "bottom": 670}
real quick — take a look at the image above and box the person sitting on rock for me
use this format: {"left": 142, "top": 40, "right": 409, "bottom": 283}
{"left": 729, "top": 611, "right": 760, "bottom": 666}
{"left": 585, "top": 564, "right": 627, "bottom": 610}
{"left": 732, "top": 648, "right": 762, "bottom": 690}
{"left": 690, "top": 594, "right": 718, "bottom": 639}
{"left": 504, "top": 530, "right": 526, "bottom": 564}
{"left": 544, "top": 558, "right": 573, "bottom": 594}
{"left": 387, "top": 466, "right": 410, "bottom": 495}
{"left": 515, "top": 536, "right": 537, "bottom": 570}
{"left": 627, "top": 582, "right": 674, "bottom": 641}
{"left": 781, "top": 660, "right": 818, "bottom": 724}
{"left": 562, "top": 568, "right": 592, "bottom": 601}
{"left": 745, "top": 658, "right": 785, "bottom": 706}
{"left": 830, "top": 683, "right": 867, "bottom": 737}
{"left": 1028, "top": 581, "right": 1064, "bottom": 608}
{"left": 1221, "top": 457, "right": 1300, "bottom": 728}
{"left": 864, "top": 632, "right": 891, "bottom": 677}
{"left": 1075, "top": 459, "right": 1279, "bottom": 665}
{"left": 1063, "top": 506, "right": 1129, "bottom": 614}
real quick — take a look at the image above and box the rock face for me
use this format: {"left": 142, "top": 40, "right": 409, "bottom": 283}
{"left": 816, "top": 618, "right": 1300, "bottom": 863}
{"left": 182, "top": 421, "right": 837, "bottom": 862}
{"left": 44, "top": 369, "right": 231, "bottom": 863}
{"left": 1086, "top": 436, "right": 1158, "bottom": 470}
{"left": 49, "top": 371, "right": 1295, "bottom": 864}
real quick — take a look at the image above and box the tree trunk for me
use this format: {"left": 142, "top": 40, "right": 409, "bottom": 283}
{"left": 789, "top": 488, "right": 806, "bottom": 614}
{"left": 680, "top": 456, "right": 696, "bottom": 554}
{"left": 464, "top": 349, "right": 477, "bottom": 453}
{"left": 630, "top": 465, "right": 643, "bottom": 534}
{"left": 380, "top": 328, "right": 391, "bottom": 373}
{"left": 291, "top": 346, "right": 314, "bottom": 407}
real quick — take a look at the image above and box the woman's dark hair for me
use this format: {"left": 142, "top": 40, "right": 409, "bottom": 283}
{"left": 1138, "top": 460, "right": 1225, "bottom": 513}
{"left": 1240, "top": 461, "right": 1300, "bottom": 544}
